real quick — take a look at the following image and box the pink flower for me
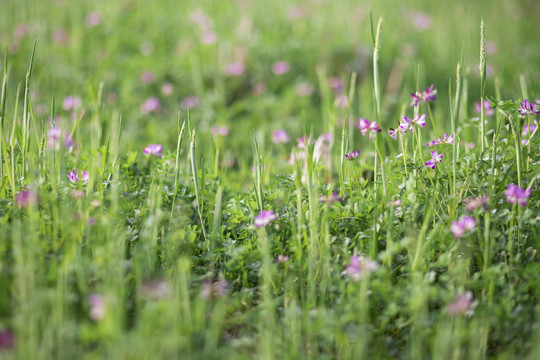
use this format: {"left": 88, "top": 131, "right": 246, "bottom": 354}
{"left": 447, "top": 291, "right": 474, "bottom": 316}
{"left": 16, "top": 189, "right": 38, "bottom": 207}
{"left": 47, "top": 126, "right": 62, "bottom": 149}
{"left": 254, "top": 209, "right": 277, "bottom": 228}
{"left": 161, "top": 83, "right": 174, "bottom": 96}
{"left": 211, "top": 125, "right": 229, "bottom": 136}
{"left": 272, "top": 130, "right": 290, "bottom": 144}
{"left": 88, "top": 294, "right": 106, "bottom": 321}
{"left": 344, "top": 150, "right": 361, "bottom": 161}
{"left": 274, "top": 254, "right": 290, "bottom": 263}
{"left": 253, "top": 82, "right": 267, "bottom": 95}
{"left": 464, "top": 196, "right": 489, "bottom": 211}
{"left": 319, "top": 192, "right": 341, "bottom": 204}
{"left": 85, "top": 12, "right": 103, "bottom": 28}
{"left": 504, "top": 184, "right": 531, "bottom": 207}
{"left": 296, "top": 82, "right": 314, "bottom": 97}
{"left": 411, "top": 85, "right": 436, "bottom": 106}
{"left": 141, "top": 97, "right": 160, "bottom": 114}
{"left": 62, "top": 96, "right": 82, "bottom": 111}
{"left": 0, "top": 329, "right": 15, "bottom": 350}
{"left": 140, "top": 71, "right": 155, "bottom": 85}
{"left": 200, "top": 278, "right": 228, "bottom": 299}
{"left": 180, "top": 96, "right": 199, "bottom": 109}
{"left": 272, "top": 61, "right": 290, "bottom": 75}
{"left": 344, "top": 256, "right": 380, "bottom": 282}
{"left": 357, "top": 118, "right": 382, "bottom": 139}
{"left": 225, "top": 61, "right": 246, "bottom": 77}
{"left": 140, "top": 278, "right": 171, "bottom": 301}
{"left": 200, "top": 31, "right": 217, "bottom": 44}
{"left": 450, "top": 216, "right": 476, "bottom": 239}
{"left": 328, "top": 77, "right": 345, "bottom": 94}
{"left": 425, "top": 151, "right": 445, "bottom": 169}
{"left": 297, "top": 136, "right": 311, "bottom": 149}
{"left": 335, "top": 94, "right": 349, "bottom": 108}
{"left": 144, "top": 144, "right": 163, "bottom": 157}
{"left": 411, "top": 12, "right": 432, "bottom": 30}
{"left": 474, "top": 100, "right": 494, "bottom": 116}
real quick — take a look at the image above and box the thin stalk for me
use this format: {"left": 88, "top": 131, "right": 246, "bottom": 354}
{"left": 479, "top": 20, "right": 487, "bottom": 151}
{"left": 21, "top": 42, "right": 36, "bottom": 177}
{"left": 190, "top": 129, "right": 207, "bottom": 240}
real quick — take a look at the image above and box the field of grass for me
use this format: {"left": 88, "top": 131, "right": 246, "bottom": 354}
{"left": 0, "top": 0, "right": 539, "bottom": 359}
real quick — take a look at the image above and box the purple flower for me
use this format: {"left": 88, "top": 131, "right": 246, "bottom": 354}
{"left": 67, "top": 169, "right": 79, "bottom": 183}
{"left": 297, "top": 136, "right": 311, "bottom": 149}
{"left": 254, "top": 209, "right": 277, "bottom": 228}
{"left": 272, "top": 129, "right": 290, "bottom": 144}
{"left": 521, "top": 123, "right": 537, "bottom": 145}
{"left": 424, "top": 151, "right": 445, "bottom": 169}
{"left": 200, "top": 278, "right": 228, "bottom": 299}
{"left": 89, "top": 294, "right": 106, "bottom": 321}
{"left": 411, "top": 85, "right": 436, "bottom": 106}
{"left": 274, "top": 254, "right": 290, "bottom": 263}
{"left": 335, "top": 94, "right": 349, "bottom": 108}
{"left": 344, "top": 256, "right": 380, "bottom": 282}
{"left": 200, "top": 31, "right": 217, "bottom": 44}
{"left": 288, "top": 151, "right": 306, "bottom": 165}
{"left": 47, "top": 126, "right": 62, "bottom": 149}
{"left": 474, "top": 100, "right": 494, "bottom": 117}
{"left": 450, "top": 216, "right": 476, "bottom": 239}
{"left": 504, "top": 184, "right": 531, "bottom": 206}
{"left": 16, "top": 188, "right": 38, "bottom": 207}
{"left": 253, "top": 82, "right": 267, "bottom": 95}
{"left": 62, "top": 96, "right": 82, "bottom": 111}
{"left": 0, "top": 329, "right": 15, "bottom": 350}
{"left": 357, "top": 118, "right": 381, "bottom": 139}
{"left": 344, "top": 150, "right": 361, "bottom": 161}
{"left": 161, "top": 83, "right": 174, "bottom": 96}
{"left": 518, "top": 99, "right": 539, "bottom": 117}
{"left": 139, "top": 71, "right": 155, "bottom": 84}
{"left": 319, "top": 191, "right": 341, "bottom": 204}
{"left": 296, "top": 82, "right": 314, "bottom": 97}
{"left": 225, "top": 61, "right": 246, "bottom": 77}
{"left": 447, "top": 291, "right": 474, "bottom": 316}
{"left": 411, "top": 12, "right": 432, "bottom": 30}
{"left": 85, "top": 12, "right": 102, "bottom": 27}
{"left": 388, "top": 126, "right": 402, "bottom": 140}
{"left": 211, "top": 125, "right": 229, "bottom": 136}
{"left": 140, "top": 278, "right": 171, "bottom": 301}
{"left": 426, "top": 133, "right": 454, "bottom": 147}
{"left": 64, "top": 133, "right": 76, "bottom": 151}
{"left": 144, "top": 144, "right": 163, "bottom": 157}
{"left": 272, "top": 61, "right": 290, "bottom": 75}
{"left": 180, "top": 96, "right": 199, "bottom": 109}
{"left": 464, "top": 195, "right": 489, "bottom": 211}
{"left": 328, "top": 77, "right": 345, "bottom": 93}
{"left": 141, "top": 97, "right": 160, "bottom": 114}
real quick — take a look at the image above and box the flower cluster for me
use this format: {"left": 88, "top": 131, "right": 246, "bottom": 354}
{"left": 521, "top": 122, "right": 537, "bottom": 145}
{"left": 389, "top": 114, "right": 426, "bottom": 139}
{"left": 344, "top": 150, "right": 360, "bottom": 161}
{"left": 447, "top": 291, "right": 474, "bottom": 316}
{"left": 518, "top": 99, "right": 539, "bottom": 117}
{"left": 474, "top": 100, "right": 494, "bottom": 117}
{"left": 344, "top": 256, "right": 380, "bottom": 282}
{"left": 357, "top": 118, "right": 381, "bottom": 140}
{"left": 144, "top": 144, "right": 162, "bottom": 157}
{"left": 504, "top": 184, "right": 531, "bottom": 207}
{"left": 254, "top": 209, "right": 277, "bottom": 228}
{"left": 424, "top": 151, "right": 445, "bottom": 169}
{"left": 272, "top": 129, "right": 290, "bottom": 144}
{"left": 410, "top": 84, "right": 436, "bottom": 106}
{"left": 67, "top": 169, "right": 89, "bottom": 184}
{"left": 450, "top": 216, "right": 476, "bottom": 239}
{"left": 425, "top": 133, "right": 454, "bottom": 147}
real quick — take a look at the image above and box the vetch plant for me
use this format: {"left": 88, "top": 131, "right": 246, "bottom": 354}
{"left": 450, "top": 216, "right": 476, "bottom": 239}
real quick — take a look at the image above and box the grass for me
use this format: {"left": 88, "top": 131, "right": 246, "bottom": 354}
{"left": 0, "top": 0, "right": 539, "bottom": 359}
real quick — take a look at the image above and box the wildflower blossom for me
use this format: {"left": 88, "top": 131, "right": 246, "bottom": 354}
{"left": 62, "top": 95, "right": 82, "bottom": 111}
{"left": 255, "top": 209, "right": 277, "bottom": 228}
{"left": 464, "top": 195, "right": 489, "bottom": 211}
{"left": 180, "top": 96, "right": 199, "bottom": 109}
{"left": 144, "top": 144, "right": 162, "bottom": 157}
{"left": 0, "top": 329, "right": 15, "bottom": 350}
{"left": 319, "top": 192, "right": 341, "bottom": 204}
{"left": 297, "top": 136, "right": 311, "bottom": 149}
{"left": 200, "top": 278, "right": 228, "bottom": 299}
{"left": 518, "top": 99, "right": 539, "bottom": 117}
{"left": 357, "top": 118, "right": 382, "bottom": 139}
{"left": 328, "top": 77, "right": 345, "bottom": 93}
{"left": 16, "top": 189, "right": 38, "bottom": 207}
{"left": 139, "top": 71, "right": 155, "bottom": 84}
{"left": 224, "top": 61, "right": 246, "bottom": 77}
{"left": 85, "top": 12, "right": 102, "bottom": 27}
{"left": 274, "top": 254, "right": 290, "bottom": 263}
{"left": 211, "top": 125, "right": 229, "bottom": 136}
{"left": 88, "top": 294, "right": 106, "bottom": 321}
{"left": 272, "top": 61, "right": 290, "bottom": 75}
{"left": 411, "top": 12, "right": 432, "bottom": 30}
{"left": 161, "top": 83, "right": 174, "bottom": 96}
{"left": 425, "top": 133, "right": 454, "bottom": 147}
{"left": 140, "top": 278, "right": 171, "bottom": 301}
{"left": 272, "top": 129, "right": 290, "bottom": 144}
{"left": 425, "top": 151, "right": 445, "bottom": 169}
{"left": 411, "top": 84, "right": 436, "bottom": 106}
{"left": 47, "top": 126, "right": 62, "bottom": 149}
{"left": 504, "top": 184, "right": 531, "bottom": 206}
{"left": 344, "top": 256, "right": 380, "bottom": 282}
{"left": 335, "top": 94, "right": 349, "bottom": 108}
{"left": 141, "top": 97, "right": 160, "bottom": 114}
{"left": 200, "top": 31, "right": 217, "bottom": 44}
{"left": 296, "top": 82, "right": 314, "bottom": 97}
{"left": 253, "top": 82, "right": 267, "bottom": 95}
{"left": 474, "top": 99, "right": 494, "bottom": 117}
{"left": 450, "top": 216, "right": 476, "bottom": 239}
{"left": 521, "top": 123, "right": 537, "bottom": 145}
{"left": 447, "top": 291, "right": 474, "bottom": 316}
{"left": 344, "top": 150, "right": 361, "bottom": 161}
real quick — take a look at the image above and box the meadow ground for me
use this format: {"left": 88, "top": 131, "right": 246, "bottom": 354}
{"left": 0, "top": 0, "right": 539, "bottom": 359}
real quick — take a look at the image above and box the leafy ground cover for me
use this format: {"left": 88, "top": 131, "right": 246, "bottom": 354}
{"left": 0, "top": 0, "right": 539, "bottom": 359}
